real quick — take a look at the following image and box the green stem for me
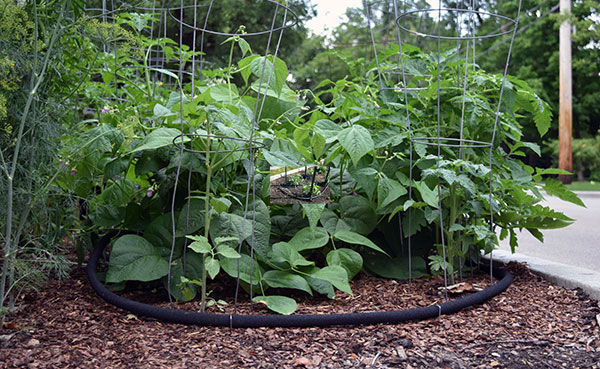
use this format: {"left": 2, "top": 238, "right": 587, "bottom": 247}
{"left": 200, "top": 121, "right": 213, "bottom": 312}
{"left": 338, "top": 159, "right": 345, "bottom": 198}
{"left": 227, "top": 40, "right": 235, "bottom": 105}
{"left": 212, "top": 148, "right": 235, "bottom": 169}
{"left": 144, "top": 44, "right": 154, "bottom": 99}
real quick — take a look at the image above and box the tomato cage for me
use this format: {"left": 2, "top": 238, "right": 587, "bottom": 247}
{"left": 366, "top": 0, "right": 523, "bottom": 295}
{"left": 80, "top": 2, "right": 183, "bottom": 110}
{"left": 86, "top": 0, "right": 516, "bottom": 327}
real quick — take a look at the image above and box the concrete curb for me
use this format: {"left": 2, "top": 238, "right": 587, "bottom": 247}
{"left": 574, "top": 191, "right": 600, "bottom": 198}
{"left": 484, "top": 249, "right": 600, "bottom": 301}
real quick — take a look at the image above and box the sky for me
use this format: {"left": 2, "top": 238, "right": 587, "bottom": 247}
{"left": 306, "top": 0, "right": 439, "bottom": 37}
{"left": 305, "top": 0, "right": 363, "bottom": 36}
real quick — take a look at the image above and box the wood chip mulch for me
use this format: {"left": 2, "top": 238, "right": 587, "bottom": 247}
{"left": 1, "top": 261, "right": 599, "bottom": 369}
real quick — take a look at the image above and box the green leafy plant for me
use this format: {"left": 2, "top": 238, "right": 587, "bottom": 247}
{"left": 185, "top": 235, "right": 240, "bottom": 310}
{"left": 1, "top": 0, "right": 82, "bottom": 321}
{"left": 297, "top": 43, "right": 583, "bottom": 283}
{"left": 302, "top": 183, "right": 321, "bottom": 196}
{"left": 288, "top": 174, "right": 303, "bottom": 186}
{"left": 53, "top": 11, "right": 583, "bottom": 316}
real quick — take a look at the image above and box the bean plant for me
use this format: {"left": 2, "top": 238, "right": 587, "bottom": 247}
{"left": 52, "top": 13, "right": 583, "bottom": 314}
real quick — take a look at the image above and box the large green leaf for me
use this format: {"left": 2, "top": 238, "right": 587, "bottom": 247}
{"left": 414, "top": 181, "right": 439, "bottom": 208}
{"left": 253, "top": 295, "right": 297, "bottom": 315}
{"left": 377, "top": 176, "right": 407, "bottom": 210}
{"left": 337, "top": 125, "right": 374, "bottom": 167}
{"left": 333, "top": 229, "right": 388, "bottom": 256}
{"left": 268, "top": 139, "right": 303, "bottom": 165}
{"left": 165, "top": 252, "right": 204, "bottom": 302}
{"left": 318, "top": 208, "right": 352, "bottom": 236}
{"left": 233, "top": 199, "right": 271, "bottom": 260}
{"left": 205, "top": 256, "right": 220, "bottom": 279}
{"left": 339, "top": 196, "right": 377, "bottom": 235}
{"left": 532, "top": 93, "right": 552, "bottom": 137}
{"left": 210, "top": 212, "right": 253, "bottom": 248}
{"left": 310, "top": 266, "right": 353, "bottom": 295}
{"left": 270, "top": 242, "right": 315, "bottom": 267}
{"left": 305, "top": 270, "right": 336, "bottom": 299}
{"left": 270, "top": 213, "right": 309, "bottom": 239}
{"left": 134, "top": 152, "right": 163, "bottom": 176}
{"left": 544, "top": 178, "right": 585, "bottom": 207}
{"left": 153, "top": 103, "right": 176, "bottom": 119}
{"left": 302, "top": 204, "right": 325, "bottom": 231}
{"left": 209, "top": 84, "right": 240, "bottom": 102}
{"left": 187, "top": 235, "right": 211, "bottom": 254}
{"left": 263, "top": 271, "right": 313, "bottom": 295}
{"left": 402, "top": 208, "right": 427, "bottom": 237}
{"left": 238, "top": 55, "right": 259, "bottom": 85}
{"left": 130, "top": 128, "right": 189, "bottom": 154}
{"left": 90, "top": 204, "right": 125, "bottom": 228}
{"left": 144, "top": 213, "right": 178, "bottom": 255}
{"left": 506, "top": 159, "right": 533, "bottom": 184}
{"left": 106, "top": 235, "right": 169, "bottom": 283}
{"left": 262, "top": 150, "right": 300, "bottom": 167}
{"left": 314, "top": 119, "right": 342, "bottom": 144}
{"left": 288, "top": 226, "right": 329, "bottom": 251}
{"left": 176, "top": 199, "right": 205, "bottom": 237}
{"left": 349, "top": 167, "right": 378, "bottom": 201}
{"left": 310, "top": 133, "right": 326, "bottom": 159}
{"left": 250, "top": 56, "right": 287, "bottom": 95}
{"left": 326, "top": 248, "right": 363, "bottom": 279}
{"left": 220, "top": 254, "right": 262, "bottom": 286}
{"left": 104, "top": 157, "right": 130, "bottom": 179}
{"left": 210, "top": 197, "right": 232, "bottom": 215}
{"left": 101, "top": 178, "right": 136, "bottom": 207}
{"left": 329, "top": 168, "right": 357, "bottom": 197}
{"left": 216, "top": 244, "right": 241, "bottom": 259}
{"left": 82, "top": 124, "right": 123, "bottom": 154}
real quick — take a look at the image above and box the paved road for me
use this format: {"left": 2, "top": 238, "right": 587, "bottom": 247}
{"left": 497, "top": 191, "right": 600, "bottom": 272}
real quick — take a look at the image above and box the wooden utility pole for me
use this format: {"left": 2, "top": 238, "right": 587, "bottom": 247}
{"left": 558, "top": 0, "right": 573, "bottom": 184}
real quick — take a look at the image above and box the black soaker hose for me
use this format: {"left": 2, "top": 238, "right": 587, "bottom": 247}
{"left": 87, "top": 234, "right": 512, "bottom": 328}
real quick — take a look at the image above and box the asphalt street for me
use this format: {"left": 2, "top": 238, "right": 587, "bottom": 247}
{"left": 497, "top": 191, "right": 600, "bottom": 272}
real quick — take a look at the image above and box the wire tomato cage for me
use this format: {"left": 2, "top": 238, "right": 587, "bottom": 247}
{"left": 366, "top": 0, "right": 522, "bottom": 296}
{"left": 85, "top": 0, "right": 520, "bottom": 327}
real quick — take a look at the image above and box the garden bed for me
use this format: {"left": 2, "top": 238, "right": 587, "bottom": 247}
{"left": 269, "top": 170, "right": 331, "bottom": 205}
{"left": 1, "top": 261, "right": 598, "bottom": 368}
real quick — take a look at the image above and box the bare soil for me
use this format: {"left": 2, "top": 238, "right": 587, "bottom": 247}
{"left": 1, "top": 262, "right": 599, "bottom": 368}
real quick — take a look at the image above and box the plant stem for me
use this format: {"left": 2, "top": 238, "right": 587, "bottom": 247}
{"left": 308, "top": 168, "right": 317, "bottom": 200}
{"left": 144, "top": 44, "right": 154, "bottom": 99}
{"left": 338, "top": 159, "right": 345, "bottom": 198}
{"left": 200, "top": 120, "right": 213, "bottom": 312}
{"left": 227, "top": 40, "right": 235, "bottom": 105}
{"left": 447, "top": 184, "right": 458, "bottom": 284}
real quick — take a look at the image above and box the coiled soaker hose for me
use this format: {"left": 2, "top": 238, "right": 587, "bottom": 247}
{"left": 87, "top": 234, "right": 512, "bottom": 328}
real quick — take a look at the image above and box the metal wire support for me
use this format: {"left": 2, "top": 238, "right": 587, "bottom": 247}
{"left": 84, "top": 0, "right": 518, "bottom": 327}
{"left": 367, "top": 0, "right": 522, "bottom": 297}
{"left": 165, "top": 0, "right": 298, "bottom": 312}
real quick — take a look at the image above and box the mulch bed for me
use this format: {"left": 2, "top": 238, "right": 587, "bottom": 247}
{"left": 1, "top": 262, "right": 599, "bottom": 368}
